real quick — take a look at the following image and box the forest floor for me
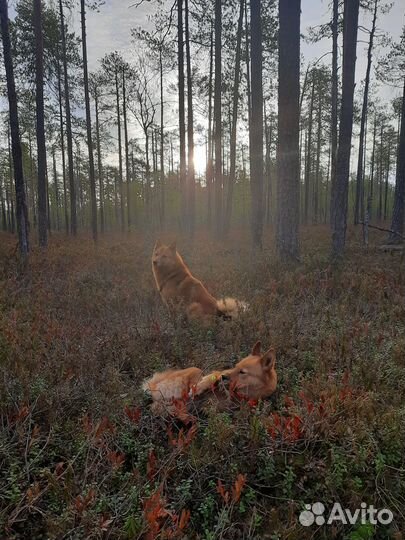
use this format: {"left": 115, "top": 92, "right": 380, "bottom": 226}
{"left": 0, "top": 226, "right": 404, "bottom": 540}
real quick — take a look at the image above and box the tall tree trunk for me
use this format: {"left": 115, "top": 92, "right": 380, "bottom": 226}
{"left": 224, "top": 0, "right": 244, "bottom": 234}
{"left": 94, "top": 90, "right": 104, "bottom": 233}
{"left": 145, "top": 129, "right": 150, "bottom": 215}
{"left": 276, "top": 0, "right": 301, "bottom": 260}
{"left": 115, "top": 72, "right": 125, "bottom": 231}
{"left": 313, "top": 80, "right": 322, "bottom": 224}
{"left": 304, "top": 76, "right": 315, "bottom": 224}
{"left": 52, "top": 148, "right": 60, "bottom": 231}
{"left": 330, "top": 0, "right": 339, "bottom": 226}
{"left": 0, "top": 0, "right": 29, "bottom": 258}
{"left": 250, "top": 0, "right": 264, "bottom": 248}
{"left": 34, "top": 0, "right": 47, "bottom": 247}
{"left": 388, "top": 79, "right": 405, "bottom": 243}
{"left": 331, "top": 0, "right": 360, "bottom": 258}
{"left": 214, "top": 0, "right": 222, "bottom": 234}
{"left": 56, "top": 53, "right": 69, "bottom": 234}
{"left": 369, "top": 116, "right": 377, "bottom": 219}
{"left": 206, "top": 24, "right": 214, "bottom": 227}
{"left": 354, "top": 0, "right": 378, "bottom": 225}
{"left": 80, "top": 0, "right": 97, "bottom": 241}
{"left": 0, "top": 178, "right": 6, "bottom": 231}
{"left": 264, "top": 108, "right": 272, "bottom": 225}
{"left": 178, "top": 0, "right": 187, "bottom": 228}
{"left": 185, "top": 0, "right": 195, "bottom": 235}
{"left": 59, "top": 0, "right": 76, "bottom": 235}
{"left": 122, "top": 68, "right": 131, "bottom": 230}
{"left": 384, "top": 137, "right": 391, "bottom": 220}
{"left": 378, "top": 124, "right": 384, "bottom": 221}
{"left": 159, "top": 47, "right": 165, "bottom": 228}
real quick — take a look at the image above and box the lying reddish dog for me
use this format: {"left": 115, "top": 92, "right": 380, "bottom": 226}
{"left": 142, "top": 342, "right": 277, "bottom": 417}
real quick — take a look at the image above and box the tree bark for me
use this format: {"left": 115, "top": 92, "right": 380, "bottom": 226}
{"left": 56, "top": 53, "right": 69, "bottom": 234}
{"left": 276, "top": 0, "right": 301, "bottom": 261}
{"left": 59, "top": 0, "right": 76, "bottom": 235}
{"left": 331, "top": 0, "right": 360, "bottom": 258}
{"left": 122, "top": 68, "right": 131, "bottom": 230}
{"left": 115, "top": 72, "right": 125, "bottom": 231}
{"left": 224, "top": 0, "right": 244, "bottom": 235}
{"left": 80, "top": 0, "right": 97, "bottom": 241}
{"left": 214, "top": 0, "right": 222, "bottom": 235}
{"left": 354, "top": 0, "right": 378, "bottom": 225}
{"left": 94, "top": 89, "right": 104, "bottom": 233}
{"left": 330, "top": 0, "right": 339, "bottom": 226}
{"left": 250, "top": 0, "right": 264, "bottom": 248}
{"left": 185, "top": 0, "right": 195, "bottom": 235}
{"left": 0, "top": 0, "right": 29, "bottom": 258}
{"left": 52, "top": 148, "right": 60, "bottom": 231}
{"left": 34, "top": 0, "right": 47, "bottom": 247}
{"left": 388, "top": 78, "right": 405, "bottom": 242}
{"left": 159, "top": 47, "right": 165, "bottom": 228}
{"left": 206, "top": 24, "right": 214, "bottom": 228}
{"left": 178, "top": 0, "right": 187, "bottom": 228}
{"left": 304, "top": 76, "right": 315, "bottom": 224}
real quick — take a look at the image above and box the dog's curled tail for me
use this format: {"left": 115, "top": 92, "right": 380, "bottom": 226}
{"left": 216, "top": 297, "right": 249, "bottom": 319}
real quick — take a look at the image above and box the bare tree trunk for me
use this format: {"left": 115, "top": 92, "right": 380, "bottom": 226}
{"left": 185, "top": 0, "right": 195, "bottom": 236}
{"left": 80, "top": 0, "right": 97, "bottom": 241}
{"left": 94, "top": 90, "right": 104, "bottom": 233}
{"left": 122, "top": 68, "right": 131, "bottom": 230}
{"left": 313, "top": 80, "right": 322, "bottom": 224}
{"left": 384, "top": 137, "right": 391, "bottom": 220}
{"left": 378, "top": 124, "right": 384, "bottom": 221}
{"left": 224, "top": 0, "right": 244, "bottom": 235}
{"left": 0, "top": 0, "right": 29, "bottom": 258}
{"left": 115, "top": 72, "right": 125, "bottom": 232}
{"left": 178, "top": 0, "right": 187, "bottom": 228}
{"left": 214, "top": 0, "right": 222, "bottom": 235}
{"left": 250, "top": 0, "right": 264, "bottom": 248}
{"left": 159, "top": 47, "right": 165, "bottom": 228}
{"left": 34, "top": 0, "right": 47, "bottom": 247}
{"left": 59, "top": 0, "right": 76, "bottom": 235}
{"left": 331, "top": 0, "right": 360, "bottom": 258}
{"left": 264, "top": 107, "right": 272, "bottom": 225}
{"left": 354, "top": 0, "right": 378, "bottom": 225}
{"left": 304, "top": 76, "right": 315, "bottom": 224}
{"left": 388, "top": 77, "right": 405, "bottom": 242}
{"left": 330, "top": 0, "right": 339, "bottom": 226}
{"left": 276, "top": 0, "right": 301, "bottom": 261}
{"left": 206, "top": 24, "right": 214, "bottom": 228}
{"left": 52, "top": 148, "right": 60, "bottom": 231}
{"left": 369, "top": 117, "right": 377, "bottom": 219}
{"left": 56, "top": 53, "right": 69, "bottom": 234}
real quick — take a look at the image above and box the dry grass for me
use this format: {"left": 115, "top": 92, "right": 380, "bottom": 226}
{"left": 0, "top": 226, "right": 404, "bottom": 539}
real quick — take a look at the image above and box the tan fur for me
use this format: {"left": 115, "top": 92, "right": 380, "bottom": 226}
{"left": 152, "top": 240, "right": 247, "bottom": 324}
{"left": 143, "top": 342, "right": 277, "bottom": 416}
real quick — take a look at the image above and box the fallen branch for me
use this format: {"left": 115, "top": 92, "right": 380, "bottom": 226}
{"left": 359, "top": 222, "right": 405, "bottom": 241}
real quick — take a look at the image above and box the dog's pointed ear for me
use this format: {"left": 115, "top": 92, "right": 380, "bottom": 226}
{"left": 251, "top": 341, "right": 262, "bottom": 356}
{"left": 169, "top": 240, "right": 177, "bottom": 254}
{"left": 154, "top": 239, "right": 162, "bottom": 249}
{"left": 261, "top": 348, "right": 276, "bottom": 371}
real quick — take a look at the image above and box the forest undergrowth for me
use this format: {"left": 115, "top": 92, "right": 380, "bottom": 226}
{"left": 0, "top": 226, "right": 404, "bottom": 539}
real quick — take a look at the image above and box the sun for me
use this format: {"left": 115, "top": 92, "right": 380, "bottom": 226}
{"left": 193, "top": 144, "right": 207, "bottom": 176}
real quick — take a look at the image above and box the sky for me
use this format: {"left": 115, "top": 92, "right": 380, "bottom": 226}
{"left": 66, "top": 0, "right": 405, "bottom": 172}
{"left": 76, "top": 0, "right": 404, "bottom": 89}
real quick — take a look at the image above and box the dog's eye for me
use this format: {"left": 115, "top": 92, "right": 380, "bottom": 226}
{"left": 239, "top": 369, "right": 247, "bottom": 375}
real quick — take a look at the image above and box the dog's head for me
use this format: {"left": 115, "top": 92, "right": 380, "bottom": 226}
{"left": 152, "top": 240, "right": 178, "bottom": 272}
{"left": 222, "top": 341, "right": 277, "bottom": 400}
